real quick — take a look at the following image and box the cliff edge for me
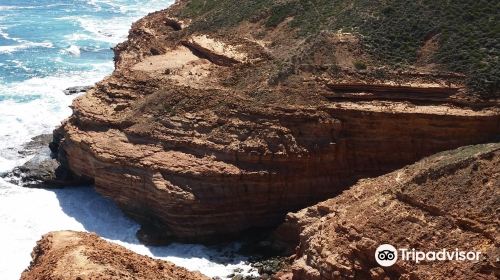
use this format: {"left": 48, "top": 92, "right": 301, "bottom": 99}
{"left": 21, "top": 231, "right": 208, "bottom": 280}
{"left": 52, "top": 0, "right": 500, "bottom": 241}
{"left": 275, "top": 143, "right": 500, "bottom": 280}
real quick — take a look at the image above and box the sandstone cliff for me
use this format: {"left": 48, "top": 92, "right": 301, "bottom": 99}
{"left": 275, "top": 143, "right": 500, "bottom": 280}
{"left": 52, "top": 0, "right": 500, "bottom": 241}
{"left": 21, "top": 231, "right": 208, "bottom": 280}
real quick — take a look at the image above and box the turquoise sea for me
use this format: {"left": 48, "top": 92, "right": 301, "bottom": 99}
{"left": 0, "top": 0, "right": 175, "bottom": 170}
{"left": 0, "top": 1, "right": 256, "bottom": 279}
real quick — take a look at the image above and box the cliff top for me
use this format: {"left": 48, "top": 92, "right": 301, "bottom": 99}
{"left": 168, "top": 0, "right": 499, "bottom": 99}
{"left": 52, "top": 0, "right": 500, "bottom": 243}
{"left": 276, "top": 142, "right": 500, "bottom": 279}
{"left": 21, "top": 231, "right": 209, "bottom": 280}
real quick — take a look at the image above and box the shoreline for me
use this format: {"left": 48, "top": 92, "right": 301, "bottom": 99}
{"left": 2, "top": 1, "right": 499, "bottom": 279}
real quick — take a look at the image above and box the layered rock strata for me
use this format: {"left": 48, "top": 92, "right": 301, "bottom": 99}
{"left": 53, "top": 1, "right": 500, "bottom": 241}
{"left": 21, "top": 231, "right": 208, "bottom": 280}
{"left": 275, "top": 143, "right": 500, "bottom": 280}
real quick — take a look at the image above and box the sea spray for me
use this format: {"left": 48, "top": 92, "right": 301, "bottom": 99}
{"left": 0, "top": 1, "right": 256, "bottom": 279}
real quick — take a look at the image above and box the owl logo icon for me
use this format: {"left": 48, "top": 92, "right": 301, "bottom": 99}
{"left": 375, "top": 244, "right": 398, "bottom": 267}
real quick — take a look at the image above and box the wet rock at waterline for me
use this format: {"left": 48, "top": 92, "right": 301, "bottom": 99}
{"left": 1, "top": 134, "right": 87, "bottom": 188}
{"left": 63, "top": 86, "right": 92, "bottom": 95}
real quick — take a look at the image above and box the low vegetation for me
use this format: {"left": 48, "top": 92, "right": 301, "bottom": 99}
{"left": 178, "top": 0, "right": 499, "bottom": 97}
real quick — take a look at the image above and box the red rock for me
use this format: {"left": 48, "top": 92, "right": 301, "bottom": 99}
{"left": 275, "top": 143, "right": 500, "bottom": 280}
{"left": 52, "top": 2, "right": 500, "bottom": 241}
{"left": 21, "top": 231, "right": 208, "bottom": 280}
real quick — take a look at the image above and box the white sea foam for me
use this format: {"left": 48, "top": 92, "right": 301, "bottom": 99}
{"left": 0, "top": 5, "right": 36, "bottom": 11}
{"left": 0, "top": 67, "right": 112, "bottom": 173}
{"left": 0, "top": 67, "right": 257, "bottom": 277}
{"left": 86, "top": 0, "right": 103, "bottom": 11}
{"left": 61, "top": 0, "right": 174, "bottom": 44}
{"left": 116, "top": 0, "right": 171, "bottom": 14}
{"left": 64, "top": 45, "right": 81, "bottom": 56}
{"left": 0, "top": 6, "right": 16, "bottom": 11}
{"left": 0, "top": 24, "right": 25, "bottom": 43}
{"left": 0, "top": 1, "right": 256, "bottom": 279}
{"left": 0, "top": 67, "right": 258, "bottom": 280}
{"left": 0, "top": 41, "right": 53, "bottom": 54}
{"left": 79, "top": 16, "right": 132, "bottom": 44}
{"left": 85, "top": 0, "right": 125, "bottom": 12}
{"left": 4, "top": 59, "right": 31, "bottom": 72}
{"left": 0, "top": 182, "right": 257, "bottom": 280}
{"left": 0, "top": 26, "right": 14, "bottom": 40}
{"left": 64, "top": 32, "right": 93, "bottom": 42}
{"left": 86, "top": 0, "right": 169, "bottom": 14}
{"left": 0, "top": 25, "right": 47, "bottom": 54}
{"left": 57, "top": 15, "right": 131, "bottom": 44}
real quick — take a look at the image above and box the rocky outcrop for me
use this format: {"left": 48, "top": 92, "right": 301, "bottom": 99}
{"left": 275, "top": 143, "right": 500, "bottom": 280}
{"left": 5, "top": 155, "right": 59, "bottom": 188}
{"left": 1, "top": 134, "right": 80, "bottom": 188}
{"left": 64, "top": 86, "right": 92, "bottom": 96}
{"left": 21, "top": 231, "right": 208, "bottom": 280}
{"left": 52, "top": 1, "right": 500, "bottom": 241}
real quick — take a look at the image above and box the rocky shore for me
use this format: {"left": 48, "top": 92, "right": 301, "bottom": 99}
{"left": 16, "top": 0, "right": 500, "bottom": 279}
{"left": 49, "top": 0, "right": 499, "bottom": 242}
{"left": 274, "top": 143, "right": 499, "bottom": 279}
{"left": 21, "top": 231, "right": 208, "bottom": 280}
{"left": 1, "top": 134, "right": 86, "bottom": 188}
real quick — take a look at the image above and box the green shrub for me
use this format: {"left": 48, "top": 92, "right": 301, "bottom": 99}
{"left": 178, "top": 0, "right": 499, "bottom": 97}
{"left": 266, "top": 3, "right": 297, "bottom": 27}
{"left": 354, "top": 60, "right": 367, "bottom": 70}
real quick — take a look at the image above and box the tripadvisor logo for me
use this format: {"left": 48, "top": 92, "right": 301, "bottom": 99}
{"left": 375, "top": 244, "right": 482, "bottom": 267}
{"left": 375, "top": 244, "right": 398, "bottom": 267}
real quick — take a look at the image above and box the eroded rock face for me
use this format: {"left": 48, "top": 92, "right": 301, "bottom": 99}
{"left": 21, "top": 231, "right": 208, "bottom": 280}
{"left": 275, "top": 143, "right": 500, "bottom": 280}
{"left": 53, "top": 1, "right": 500, "bottom": 241}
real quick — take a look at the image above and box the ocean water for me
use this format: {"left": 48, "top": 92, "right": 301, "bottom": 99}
{"left": 0, "top": 1, "right": 256, "bottom": 279}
